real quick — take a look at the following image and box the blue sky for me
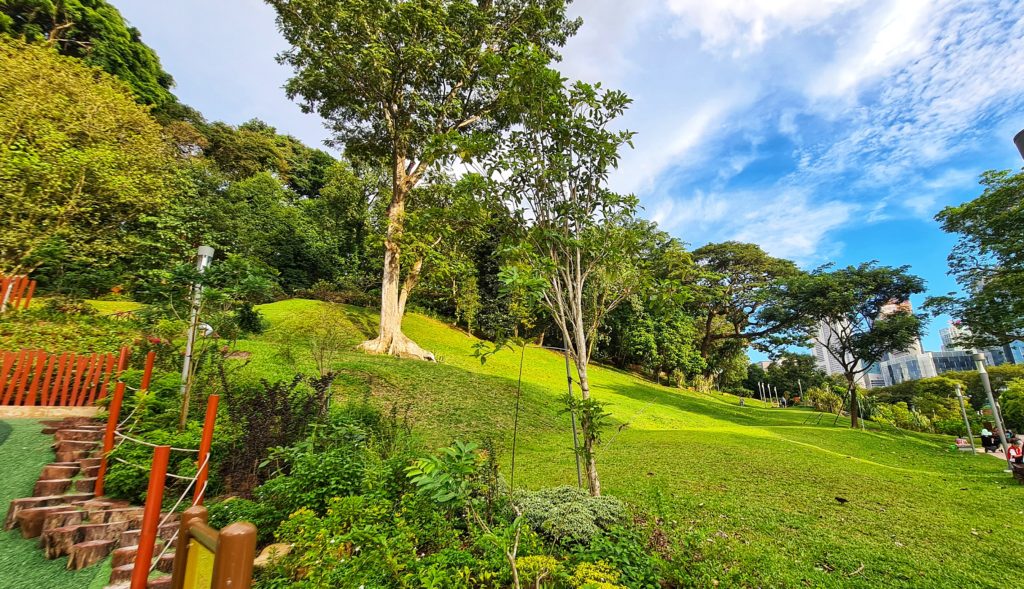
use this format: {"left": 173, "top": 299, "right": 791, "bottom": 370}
{"left": 116, "top": 0, "right": 1024, "bottom": 354}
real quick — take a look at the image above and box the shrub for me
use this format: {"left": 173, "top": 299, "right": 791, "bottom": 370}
{"left": 517, "top": 487, "right": 625, "bottom": 545}
{"left": 570, "top": 526, "right": 661, "bottom": 589}
{"left": 208, "top": 497, "right": 285, "bottom": 545}
{"left": 570, "top": 561, "right": 626, "bottom": 589}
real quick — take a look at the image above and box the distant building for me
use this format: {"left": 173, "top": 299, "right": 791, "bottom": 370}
{"left": 812, "top": 321, "right": 874, "bottom": 388}
{"left": 937, "top": 320, "right": 1021, "bottom": 366}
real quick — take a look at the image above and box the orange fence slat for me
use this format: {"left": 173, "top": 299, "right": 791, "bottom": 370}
{"left": 0, "top": 352, "right": 15, "bottom": 397}
{"left": 61, "top": 353, "right": 79, "bottom": 406}
{"left": 3, "top": 350, "right": 28, "bottom": 405}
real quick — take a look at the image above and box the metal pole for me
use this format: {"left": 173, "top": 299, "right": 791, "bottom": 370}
{"left": 565, "top": 348, "right": 583, "bottom": 488}
{"left": 955, "top": 385, "right": 976, "bottom": 452}
{"left": 179, "top": 246, "right": 214, "bottom": 429}
{"left": 974, "top": 352, "right": 1011, "bottom": 470}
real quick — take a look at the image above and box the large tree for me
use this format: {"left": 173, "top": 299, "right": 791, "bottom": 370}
{"left": 688, "top": 241, "right": 812, "bottom": 374}
{"left": 926, "top": 169, "right": 1024, "bottom": 348}
{"left": 489, "top": 79, "right": 643, "bottom": 496}
{"left": 0, "top": 39, "right": 171, "bottom": 285}
{"left": 785, "top": 263, "right": 926, "bottom": 428}
{"left": 0, "top": 0, "right": 176, "bottom": 105}
{"left": 267, "top": 0, "right": 580, "bottom": 360}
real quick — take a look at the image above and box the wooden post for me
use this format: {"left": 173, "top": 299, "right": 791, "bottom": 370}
{"left": 47, "top": 353, "right": 68, "bottom": 406}
{"left": 95, "top": 354, "right": 115, "bottom": 402}
{"left": 141, "top": 350, "right": 155, "bottom": 390}
{"left": 193, "top": 394, "right": 219, "bottom": 506}
{"left": 68, "top": 355, "right": 89, "bottom": 406}
{"left": 82, "top": 353, "right": 104, "bottom": 406}
{"left": 34, "top": 354, "right": 56, "bottom": 407}
{"left": 2, "top": 350, "right": 28, "bottom": 404}
{"left": 211, "top": 522, "right": 257, "bottom": 589}
{"left": 13, "top": 350, "right": 32, "bottom": 405}
{"left": 21, "top": 350, "right": 47, "bottom": 406}
{"left": 170, "top": 505, "right": 208, "bottom": 589}
{"left": 0, "top": 352, "right": 15, "bottom": 398}
{"left": 94, "top": 382, "right": 125, "bottom": 497}
{"left": 131, "top": 445, "right": 170, "bottom": 589}
{"left": 117, "top": 346, "right": 131, "bottom": 373}
{"left": 22, "top": 280, "right": 35, "bottom": 309}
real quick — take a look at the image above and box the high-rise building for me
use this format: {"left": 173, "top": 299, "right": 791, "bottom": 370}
{"left": 812, "top": 321, "right": 874, "bottom": 388}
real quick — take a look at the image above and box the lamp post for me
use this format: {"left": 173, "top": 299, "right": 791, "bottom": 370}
{"left": 179, "top": 246, "right": 215, "bottom": 430}
{"left": 954, "top": 385, "right": 976, "bottom": 453}
{"left": 973, "top": 352, "right": 1011, "bottom": 470}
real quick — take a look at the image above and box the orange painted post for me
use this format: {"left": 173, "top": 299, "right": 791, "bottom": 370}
{"left": 0, "top": 278, "right": 10, "bottom": 309}
{"left": 48, "top": 353, "right": 68, "bottom": 406}
{"left": 94, "top": 382, "right": 125, "bottom": 497}
{"left": 70, "top": 355, "right": 92, "bottom": 406}
{"left": 59, "top": 353, "right": 77, "bottom": 406}
{"left": 2, "top": 350, "right": 28, "bottom": 404}
{"left": 21, "top": 351, "right": 47, "bottom": 406}
{"left": 140, "top": 350, "right": 155, "bottom": 390}
{"left": 22, "top": 280, "right": 35, "bottom": 309}
{"left": 36, "top": 354, "right": 56, "bottom": 406}
{"left": 8, "top": 277, "right": 22, "bottom": 309}
{"left": 131, "top": 444, "right": 170, "bottom": 589}
{"left": 95, "top": 354, "right": 115, "bottom": 402}
{"left": 170, "top": 505, "right": 208, "bottom": 589}
{"left": 193, "top": 394, "right": 219, "bottom": 506}
{"left": 0, "top": 352, "right": 15, "bottom": 400}
{"left": 117, "top": 346, "right": 130, "bottom": 372}
{"left": 83, "top": 353, "right": 104, "bottom": 405}
{"left": 14, "top": 351, "right": 33, "bottom": 404}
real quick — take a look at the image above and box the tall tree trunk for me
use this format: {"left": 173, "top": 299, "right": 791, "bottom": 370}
{"left": 357, "top": 165, "right": 434, "bottom": 361}
{"left": 846, "top": 376, "right": 859, "bottom": 428}
{"left": 575, "top": 359, "right": 601, "bottom": 497}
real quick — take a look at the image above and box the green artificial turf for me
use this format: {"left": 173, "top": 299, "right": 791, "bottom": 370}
{"left": 0, "top": 419, "right": 111, "bottom": 589}
{"left": 233, "top": 299, "right": 1024, "bottom": 587}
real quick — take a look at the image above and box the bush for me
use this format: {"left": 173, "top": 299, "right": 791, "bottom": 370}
{"left": 517, "top": 486, "right": 626, "bottom": 545}
{"left": 208, "top": 497, "right": 285, "bottom": 546}
{"left": 570, "top": 526, "right": 661, "bottom": 589}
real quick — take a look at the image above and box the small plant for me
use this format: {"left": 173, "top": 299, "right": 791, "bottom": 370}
{"left": 516, "top": 555, "right": 560, "bottom": 588}
{"left": 517, "top": 487, "right": 625, "bottom": 545}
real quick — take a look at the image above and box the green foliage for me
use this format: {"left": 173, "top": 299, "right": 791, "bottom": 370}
{"left": 0, "top": 304, "right": 137, "bottom": 352}
{"left": 406, "top": 440, "right": 487, "bottom": 507}
{"left": 0, "top": 0, "right": 176, "bottom": 105}
{"left": 688, "top": 241, "right": 812, "bottom": 373}
{"left": 928, "top": 169, "right": 1024, "bottom": 347}
{"left": 517, "top": 487, "right": 625, "bottom": 545}
{"left": 1000, "top": 379, "right": 1024, "bottom": 432}
{"left": 0, "top": 39, "right": 172, "bottom": 285}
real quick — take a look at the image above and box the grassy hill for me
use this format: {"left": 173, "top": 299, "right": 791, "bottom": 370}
{"left": 233, "top": 299, "right": 1023, "bottom": 588}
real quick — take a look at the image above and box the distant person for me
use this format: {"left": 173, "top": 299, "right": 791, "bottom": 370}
{"left": 980, "top": 427, "right": 995, "bottom": 453}
{"left": 1008, "top": 439, "right": 1024, "bottom": 465}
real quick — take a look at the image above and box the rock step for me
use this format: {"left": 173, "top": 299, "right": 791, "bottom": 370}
{"left": 108, "top": 550, "right": 174, "bottom": 583}
{"left": 148, "top": 575, "right": 172, "bottom": 589}
{"left": 56, "top": 449, "right": 94, "bottom": 462}
{"left": 74, "top": 477, "right": 97, "bottom": 493}
{"left": 33, "top": 478, "right": 72, "bottom": 497}
{"left": 41, "top": 525, "right": 83, "bottom": 559}
{"left": 39, "top": 463, "right": 80, "bottom": 480}
{"left": 79, "top": 457, "right": 102, "bottom": 469}
{"left": 78, "top": 520, "right": 131, "bottom": 542}
{"left": 119, "top": 521, "right": 179, "bottom": 546}
{"left": 68, "top": 539, "right": 115, "bottom": 570}
{"left": 54, "top": 429, "right": 104, "bottom": 442}
{"left": 18, "top": 505, "right": 81, "bottom": 538}
{"left": 42, "top": 508, "right": 85, "bottom": 532}
{"left": 4, "top": 493, "right": 92, "bottom": 530}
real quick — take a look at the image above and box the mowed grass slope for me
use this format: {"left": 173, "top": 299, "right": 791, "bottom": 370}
{"left": 242, "top": 299, "right": 1022, "bottom": 587}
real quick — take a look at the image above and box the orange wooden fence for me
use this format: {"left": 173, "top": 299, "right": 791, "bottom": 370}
{"left": 0, "top": 275, "right": 36, "bottom": 311}
{"left": 0, "top": 346, "right": 130, "bottom": 406}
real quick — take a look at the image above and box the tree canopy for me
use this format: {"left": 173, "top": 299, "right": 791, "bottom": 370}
{"left": 0, "top": 0, "right": 176, "bottom": 105}
{"left": 927, "top": 169, "right": 1024, "bottom": 347}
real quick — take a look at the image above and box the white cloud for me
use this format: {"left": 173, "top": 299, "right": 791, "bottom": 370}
{"left": 654, "top": 188, "right": 857, "bottom": 261}
{"left": 665, "top": 0, "right": 867, "bottom": 55}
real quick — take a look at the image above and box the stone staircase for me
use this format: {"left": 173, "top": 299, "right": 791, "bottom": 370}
{"left": 3, "top": 418, "right": 178, "bottom": 588}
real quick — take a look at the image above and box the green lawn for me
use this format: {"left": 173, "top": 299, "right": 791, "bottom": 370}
{"left": 235, "top": 299, "right": 1024, "bottom": 588}
{"left": 0, "top": 419, "right": 111, "bottom": 589}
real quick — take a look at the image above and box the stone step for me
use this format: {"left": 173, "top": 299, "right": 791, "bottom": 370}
{"left": 100, "top": 507, "right": 145, "bottom": 525}
{"left": 56, "top": 448, "right": 94, "bottom": 463}
{"left": 74, "top": 477, "right": 97, "bottom": 493}
{"left": 17, "top": 505, "right": 81, "bottom": 538}
{"left": 33, "top": 478, "right": 72, "bottom": 497}
{"left": 79, "top": 520, "right": 131, "bottom": 542}
{"left": 148, "top": 575, "right": 172, "bottom": 589}
{"left": 79, "top": 457, "right": 102, "bottom": 469}
{"left": 55, "top": 429, "right": 104, "bottom": 442}
{"left": 119, "top": 521, "right": 178, "bottom": 547}
{"left": 42, "top": 508, "right": 85, "bottom": 532}
{"left": 68, "top": 539, "right": 115, "bottom": 570}
{"left": 40, "top": 463, "right": 81, "bottom": 480}
{"left": 4, "top": 493, "right": 91, "bottom": 530}
{"left": 82, "top": 464, "right": 100, "bottom": 477}
{"left": 41, "top": 525, "right": 82, "bottom": 559}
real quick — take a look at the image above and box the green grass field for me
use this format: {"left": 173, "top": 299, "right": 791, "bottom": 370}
{"left": 235, "top": 299, "right": 1022, "bottom": 587}
{"left": 0, "top": 420, "right": 111, "bottom": 589}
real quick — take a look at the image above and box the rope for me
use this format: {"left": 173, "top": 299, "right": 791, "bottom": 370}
{"left": 150, "top": 528, "right": 179, "bottom": 572}
{"left": 114, "top": 432, "right": 199, "bottom": 453}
